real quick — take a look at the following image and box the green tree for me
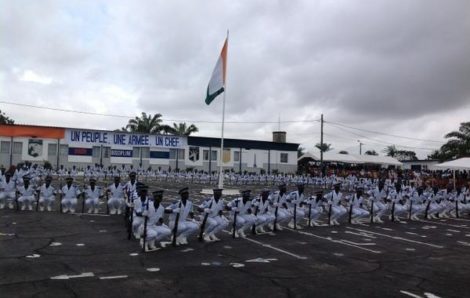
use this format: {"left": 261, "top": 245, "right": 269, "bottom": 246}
{"left": 315, "top": 143, "right": 332, "bottom": 153}
{"left": 125, "top": 112, "right": 165, "bottom": 134}
{"left": 0, "top": 110, "right": 14, "bottom": 124}
{"left": 338, "top": 150, "right": 348, "bottom": 154}
{"left": 383, "top": 145, "right": 398, "bottom": 157}
{"left": 297, "top": 146, "right": 305, "bottom": 158}
{"left": 396, "top": 150, "right": 418, "bottom": 161}
{"left": 427, "top": 122, "right": 470, "bottom": 161}
{"left": 167, "top": 122, "right": 199, "bottom": 136}
{"left": 364, "top": 150, "right": 378, "bottom": 156}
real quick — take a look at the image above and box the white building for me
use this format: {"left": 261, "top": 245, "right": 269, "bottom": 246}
{"left": 0, "top": 124, "right": 299, "bottom": 174}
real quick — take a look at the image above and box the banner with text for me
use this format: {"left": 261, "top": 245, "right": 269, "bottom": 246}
{"left": 65, "top": 129, "right": 187, "bottom": 149}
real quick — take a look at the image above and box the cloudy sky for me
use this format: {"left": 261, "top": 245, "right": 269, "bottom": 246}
{"left": 1, "top": 0, "right": 469, "bottom": 158}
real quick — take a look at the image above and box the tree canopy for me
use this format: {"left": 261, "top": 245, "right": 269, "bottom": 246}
{"left": 119, "top": 113, "right": 198, "bottom": 136}
{"left": 0, "top": 110, "right": 14, "bottom": 124}
{"left": 428, "top": 122, "right": 470, "bottom": 161}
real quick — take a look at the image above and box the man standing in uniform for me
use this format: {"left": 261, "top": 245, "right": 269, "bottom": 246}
{"left": 227, "top": 190, "right": 256, "bottom": 237}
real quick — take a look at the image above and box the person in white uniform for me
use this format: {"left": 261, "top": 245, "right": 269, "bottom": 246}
{"left": 17, "top": 176, "right": 36, "bottom": 211}
{"left": 304, "top": 190, "right": 324, "bottom": 226}
{"left": 227, "top": 190, "right": 257, "bottom": 237}
{"left": 166, "top": 187, "right": 199, "bottom": 245}
{"left": 84, "top": 177, "right": 102, "bottom": 213}
{"left": 0, "top": 172, "right": 16, "bottom": 209}
{"left": 252, "top": 190, "right": 275, "bottom": 233}
{"left": 38, "top": 176, "right": 56, "bottom": 211}
{"left": 324, "top": 183, "right": 347, "bottom": 225}
{"left": 107, "top": 176, "right": 125, "bottom": 215}
{"left": 287, "top": 183, "right": 307, "bottom": 229}
{"left": 60, "top": 177, "right": 81, "bottom": 213}
{"left": 198, "top": 188, "right": 228, "bottom": 242}
{"left": 143, "top": 190, "right": 172, "bottom": 249}
{"left": 368, "top": 180, "right": 389, "bottom": 223}
{"left": 269, "top": 184, "right": 292, "bottom": 231}
{"left": 348, "top": 187, "right": 370, "bottom": 224}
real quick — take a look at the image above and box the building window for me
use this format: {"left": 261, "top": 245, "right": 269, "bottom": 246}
{"left": 140, "top": 147, "right": 149, "bottom": 159}
{"left": 103, "top": 147, "right": 111, "bottom": 158}
{"left": 13, "top": 142, "right": 22, "bottom": 154}
{"left": 133, "top": 147, "right": 140, "bottom": 158}
{"left": 48, "top": 144, "right": 57, "bottom": 156}
{"left": 169, "top": 149, "right": 185, "bottom": 160}
{"left": 203, "top": 150, "right": 209, "bottom": 161}
{"left": 234, "top": 151, "right": 240, "bottom": 162}
{"left": 92, "top": 146, "right": 100, "bottom": 158}
{"left": 1, "top": 141, "right": 10, "bottom": 154}
{"left": 211, "top": 150, "right": 218, "bottom": 161}
{"left": 59, "top": 145, "right": 68, "bottom": 156}
{"left": 280, "top": 153, "right": 288, "bottom": 163}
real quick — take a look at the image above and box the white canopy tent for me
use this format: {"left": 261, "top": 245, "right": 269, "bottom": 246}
{"left": 434, "top": 157, "right": 470, "bottom": 188}
{"left": 298, "top": 152, "right": 402, "bottom": 166}
{"left": 434, "top": 157, "right": 470, "bottom": 170}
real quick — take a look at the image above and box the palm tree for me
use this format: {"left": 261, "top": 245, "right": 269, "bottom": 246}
{"left": 383, "top": 145, "right": 398, "bottom": 157}
{"left": 315, "top": 143, "right": 332, "bottom": 153}
{"left": 126, "top": 112, "right": 165, "bottom": 134}
{"left": 167, "top": 122, "right": 199, "bottom": 136}
{"left": 442, "top": 122, "right": 470, "bottom": 159}
{"left": 338, "top": 150, "right": 348, "bottom": 154}
{"left": 297, "top": 147, "right": 305, "bottom": 158}
{"left": 364, "top": 150, "right": 378, "bottom": 156}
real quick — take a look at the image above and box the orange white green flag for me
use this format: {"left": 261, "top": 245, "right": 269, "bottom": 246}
{"left": 205, "top": 38, "right": 228, "bottom": 105}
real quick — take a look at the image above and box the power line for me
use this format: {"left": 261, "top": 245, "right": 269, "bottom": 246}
{"left": 327, "top": 123, "right": 437, "bottom": 151}
{"left": 0, "top": 100, "right": 320, "bottom": 124}
{"left": 325, "top": 120, "right": 445, "bottom": 144}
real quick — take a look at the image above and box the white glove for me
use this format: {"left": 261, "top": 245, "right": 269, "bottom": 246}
{"left": 253, "top": 201, "right": 259, "bottom": 206}
{"left": 232, "top": 207, "right": 238, "bottom": 212}
{"left": 204, "top": 208, "right": 210, "bottom": 213}
{"left": 142, "top": 210, "right": 148, "bottom": 217}
{"left": 273, "top": 202, "right": 279, "bottom": 207}
{"left": 173, "top": 208, "right": 180, "bottom": 213}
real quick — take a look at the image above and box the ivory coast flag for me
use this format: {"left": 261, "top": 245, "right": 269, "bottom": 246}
{"left": 205, "top": 38, "right": 228, "bottom": 105}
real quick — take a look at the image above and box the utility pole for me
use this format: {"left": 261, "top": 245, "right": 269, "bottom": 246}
{"left": 358, "top": 140, "right": 363, "bottom": 155}
{"left": 320, "top": 114, "right": 324, "bottom": 176}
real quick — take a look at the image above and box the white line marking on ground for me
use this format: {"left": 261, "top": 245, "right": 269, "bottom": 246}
{"left": 333, "top": 253, "right": 344, "bottom": 257}
{"left": 424, "top": 292, "right": 441, "bottom": 298}
{"left": 26, "top": 254, "right": 40, "bottom": 258}
{"left": 99, "top": 275, "right": 128, "bottom": 280}
{"left": 457, "top": 241, "right": 470, "bottom": 247}
{"left": 129, "top": 253, "right": 139, "bottom": 256}
{"left": 50, "top": 272, "right": 95, "bottom": 280}
{"left": 344, "top": 231, "right": 376, "bottom": 239}
{"left": 99, "top": 229, "right": 107, "bottom": 233}
{"left": 446, "top": 229, "right": 460, "bottom": 233}
{"left": 421, "top": 220, "right": 469, "bottom": 229}
{"left": 347, "top": 227, "right": 444, "bottom": 249}
{"left": 223, "top": 230, "right": 308, "bottom": 260}
{"left": 445, "top": 233, "right": 453, "bottom": 237}
{"left": 246, "top": 258, "right": 278, "bottom": 263}
{"left": 405, "top": 248, "right": 416, "bottom": 251}
{"left": 76, "top": 243, "right": 85, "bottom": 247}
{"left": 230, "top": 263, "right": 245, "bottom": 268}
{"left": 181, "top": 248, "right": 194, "bottom": 252}
{"left": 146, "top": 268, "right": 160, "bottom": 272}
{"left": 74, "top": 213, "right": 110, "bottom": 217}
{"left": 0, "top": 232, "right": 15, "bottom": 236}
{"left": 400, "top": 290, "right": 422, "bottom": 298}
{"left": 380, "top": 227, "right": 394, "bottom": 231}
{"left": 49, "top": 242, "right": 62, "bottom": 246}
{"left": 340, "top": 240, "right": 377, "bottom": 246}
{"left": 406, "top": 232, "right": 420, "bottom": 236}
{"left": 285, "top": 228, "right": 381, "bottom": 254}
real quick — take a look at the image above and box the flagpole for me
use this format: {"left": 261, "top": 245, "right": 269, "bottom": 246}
{"left": 218, "top": 30, "right": 228, "bottom": 189}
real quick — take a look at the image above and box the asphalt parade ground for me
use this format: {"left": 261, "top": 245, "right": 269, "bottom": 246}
{"left": 1, "top": 182, "right": 470, "bottom": 298}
